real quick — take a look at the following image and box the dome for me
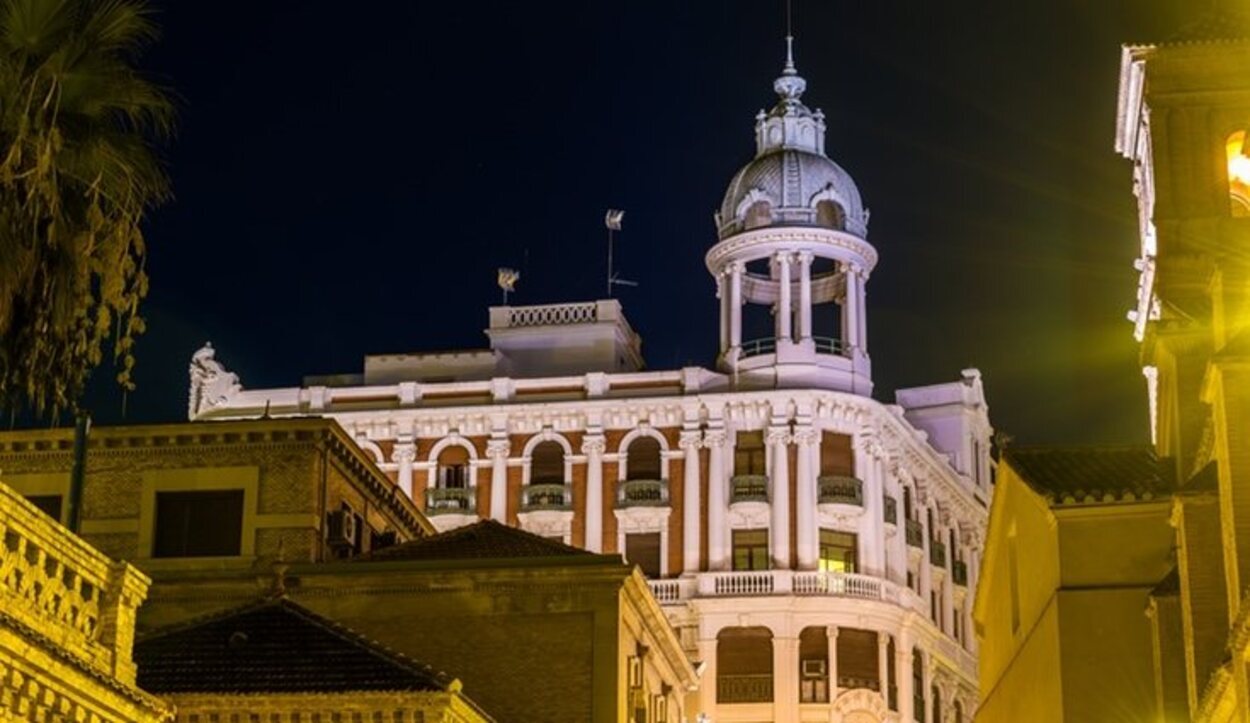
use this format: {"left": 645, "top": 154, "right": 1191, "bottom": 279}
{"left": 714, "top": 39, "right": 869, "bottom": 241}
{"left": 717, "top": 148, "right": 867, "bottom": 240}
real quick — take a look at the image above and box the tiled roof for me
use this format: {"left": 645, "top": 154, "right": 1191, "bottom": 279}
{"left": 357, "top": 519, "right": 592, "bottom": 562}
{"left": 134, "top": 597, "right": 453, "bottom": 694}
{"left": 1005, "top": 445, "right": 1170, "bottom": 505}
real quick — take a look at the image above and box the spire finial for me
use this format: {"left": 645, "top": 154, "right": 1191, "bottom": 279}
{"left": 784, "top": 35, "right": 796, "bottom": 75}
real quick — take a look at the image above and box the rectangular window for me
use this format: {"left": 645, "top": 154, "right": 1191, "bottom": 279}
{"left": 734, "top": 431, "right": 766, "bottom": 476}
{"left": 625, "top": 532, "right": 662, "bottom": 578}
{"left": 819, "top": 529, "right": 858, "bottom": 573}
{"left": 153, "top": 490, "right": 244, "bottom": 558}
{"left": 732, "top": 529, "right": 769, "bottom": 571}
{"left": 820, "top": 432, "right": 854, "bottom": 477}
{"left": 25, "top": 494, "right": 63, "bottom": 523}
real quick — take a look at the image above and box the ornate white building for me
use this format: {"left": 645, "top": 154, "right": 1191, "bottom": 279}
{"left": 189, "top": 39, "right": 991, "bottom": 723}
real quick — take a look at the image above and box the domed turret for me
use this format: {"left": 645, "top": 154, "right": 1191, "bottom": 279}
{"left": 715, "top": 37, "right": 870, "bottom": 240}
{"left": 705, "top": 38, "right": 878, "bottom": 396}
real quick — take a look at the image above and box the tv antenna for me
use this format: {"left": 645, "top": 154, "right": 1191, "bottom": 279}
{"left": 605, "top": 209, "right": 637, "bottom": 297}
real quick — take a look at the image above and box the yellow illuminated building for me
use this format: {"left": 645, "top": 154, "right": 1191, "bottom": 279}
{"left": 0, "top": 477, "right": 171, "bottom": 721}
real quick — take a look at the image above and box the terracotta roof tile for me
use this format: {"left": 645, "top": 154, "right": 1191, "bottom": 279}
{"left": 1005, "top": 445, "right": 1170, "bottom": 504}
{"left": 357, "top": 519, "right": 592, "bottom": 562}
{"left": 134, "top": 597, "right": 453, "bottom": 694}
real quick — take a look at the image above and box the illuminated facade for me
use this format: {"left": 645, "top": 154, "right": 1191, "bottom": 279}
{"left": 1114, "top": 13, "right": 1250, "bottom": 723}
{"left": 0, "top": 477, "right": 171, "bottom": 722}
{"left": 190, "top": 39, "right": 992, "bottom": 723}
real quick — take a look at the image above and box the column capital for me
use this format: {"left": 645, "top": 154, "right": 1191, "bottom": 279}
{"left": 792, "top": 426, "right": 819, "bottom": 446}
{"left": 797, "top": 249, "right": 814, "bottom": 265}
{"left": 703, "top": 430, "right": 727, "bottom": 448}
{"left": 766, "top": 426, "right": 792, "bottom": 446}
{"left": 392, "top": 442, "right": 417, "bottom": 464}
{"left": 826, "top": 624, "right": 840, "bottom": 639}
{"left": 679, "top": 430, "right": 703, "bottom": 450}
{"left": 486, "top": 439, "right": 510, "bottom": 459}
{"left": 581, "top": 435, "right": 607, "bottom": 456}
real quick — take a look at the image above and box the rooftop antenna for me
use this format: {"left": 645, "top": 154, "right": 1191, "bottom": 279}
{"left": 605, "top": 209, "right": 637, "bottom": 297}
{"left": 784, "top": 0, "right": 796, "bottom": 73}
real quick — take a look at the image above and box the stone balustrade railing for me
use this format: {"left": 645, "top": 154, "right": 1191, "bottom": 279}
{"left": 0, "top": 478, "right": 150, "bottom": 685}
{"left": 617, "top": 479, "right": 669, "bottom": 507}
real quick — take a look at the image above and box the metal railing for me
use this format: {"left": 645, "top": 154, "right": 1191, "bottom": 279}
{"left": 424, "top": 486, "right": 476, "bottom": 515}
{"left": 520, "top": 483, "right": 572, "bottom": 511}
{"left": 617, "top": 479, "right": 669, "bottom": 507}
{"left": 813, "top": 336, "right": 848, "bottom": 356}
{"left": 953, "top": 559, "right": 969, "bottom": 586}
{"left": 930, "top": 540, "right": 947, "bottom": 567}
{"left": 905, "top": 519, "right": 924, "bottom": 548}
{"left": 718, "top": 674, "right": 774, "bottom": 704}
{"left": 837, "top": 675, "right": 881, "bottom": 692}
{"left": 883, "top": 494, "right": 898, "bottom": 524}
{"left": 817, "top": 475, "right": 863, "bottom": 505}
{"left": 730, "top": 474, "right": 769, "bottom": 503}
{"left": 739, "top": 337, "right": 777, "bottom": 358}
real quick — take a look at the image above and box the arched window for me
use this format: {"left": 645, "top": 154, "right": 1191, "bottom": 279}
{"left": 717, "top": 627, "right": 774, "bottom": 704}
{"left": 1228, "top": 130, "right": 1250, "bottom": 217}
{"left": 815, "top": 199, "right": 846, "bottom": 230}
{"left": 745, "top": 201, "right": 772, "bottom": 230}
{"left": 626, "top": 436, "right": 662, "bottom": 481}
{"left": 436, "top": 445, "right": 469, "bottom": 489}
{"left": 531, "top": 441, "right": 565, "bottom": 484}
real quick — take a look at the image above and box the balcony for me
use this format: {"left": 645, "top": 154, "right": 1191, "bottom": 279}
{"left": 617, "top": 479, "right": 669, "bottom": 508}
{"left": 730, "top": 475, "right": 769, "bottom": 503}
{"left": 651, "top": 570, "right": 893, "bottom": 601}
{"left": 953, "top": 560, "right": 969, "bottom": 587}
{"left": 521, "top": 483, "right": 572, "bottom": 511}
{"left": 883, "top": 494, "right": 898, "bottom": 525}
{"left": 424, "top": 487, "right": 476, "bottom": 515}
{"left": 929, "top": 540, "right": 947, "bottom": 567}
{"left": 817, "top": 476, "right": 863, "bottom": 506}
{"left": 905, "top": 519, "right": 924, "bottom": 548}
{"left": 0, "top": 479, "right": 149, "bottom": 685}
{"left": 738, "top": 336, "right": 850, "bottom": 359}
{"left": 739, "top": 337, "right": 778, "bottom": 359}
{"left": 718, "top": 674, "right": 773, "bottom": 704}
{"left": 837, "top": 675, "right": 880, "bottom": 692}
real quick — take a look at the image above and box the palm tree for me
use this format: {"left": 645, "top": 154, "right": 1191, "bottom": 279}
{"left": 0, "top": 0, "right": 172, "bottom": 417}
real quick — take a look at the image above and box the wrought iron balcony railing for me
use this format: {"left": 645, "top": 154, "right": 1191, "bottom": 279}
{"left": 837, "top": 675, "right": 881, "bottom": 692}
{"left": 817, "top": 475, "right": 863, "bottom": 506}
{"left": 520, "top": 483, "right": 572, "bottom": 511}
{"left": 883, "top": 494, "right": 898, "bottom": 524}
{"left": 905, "top": 518, "right": 924, "bottom": 548}
{"left": 930, "top": 540, "right": 947, "bottom": 568}
{"left": 718, "top": 674, "right": 774, "bottom": 704}
{"left": 617, "top": 479, "right": 669, "bottom": 507}
{"left": 424, "top": 486, "right": 476, "bottom": 515}
{"left": 730, "top": 475, "right": 769, "bottom": 503}
{"left": 953, "top": 559, "right": 969, "bottom": 587}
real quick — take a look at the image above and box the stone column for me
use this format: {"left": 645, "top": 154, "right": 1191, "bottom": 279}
{"left": 729, "top": 262, "right": 744, "bottom": 351}
{"left": 843, "top": 263, "right": 861, "bottom": 350}
{"left": 798, "top": 251, "right": 813, "bottom": 341}
{"left": 857, "top": 266, "right": 869, "bottom": 351}
{"left": 706, "top": 430, "right": 729, "bottom": 570}
{"left": 859, "top": 439, "right": 886, "bottom": 577}
{"left": 768, "top": 426, "right": 792, "bottom": 569}
{"left": 718, "top": 273, "right": 729, "bottom": 354}
{"left": 776, "top": 252, "right": 793, "bottom": 341}
{"left": 923, "top": 658, "right": 934, "bottom": 723}
{"left": 583, "top": 434, "right": 606, "bottom": 553}
{"left": 794, "top": 427, "right": 818, "bottom": 570}
{"left": 920, "top": 507, "right": 933, "bottom": 614}
{"left": 773, "top": 635, "right": 799, "bottom": 723}
{"left": 393, "top": 440, "right": 416, "bottom": 500}
{"left": 878, "top": 632, "right": 890, "bottom": 701}
{"left": 680, "top": 429, "right": 703, "bottom": 573}
{"left": 827, "top": 625, "right": 840, "bottom": 701}
{"left": 898, "top": 634, "right": 915, "bottom": 723}
{"left": 487, "top": 438, "right": 510, "bottom": 522}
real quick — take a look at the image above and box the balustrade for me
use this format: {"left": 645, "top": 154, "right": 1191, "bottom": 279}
{"left": 505, "top": 302, "right": 597, "bottom": 328}
{"left": 730, "top": 475, "right": 769, "bottom": 503}
{"left": 718, "top": 674, "right": 774, "bottom": 704}
{"left": 424, "top": 487, "right": 476, "bottom": 515}
{"left": 521, "top": 483, "right": 572, "bottom": 511}
{"left": 817, "top": 475, "right": 863, "bottom": 506}
{"left": 617, "top": 479, "right": 669, "bottom": 507}
{"left": 838, "top": 675, "right": 881, "bottom": 692}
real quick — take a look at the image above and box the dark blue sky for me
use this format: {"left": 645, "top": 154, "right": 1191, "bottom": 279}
{"left": 79, "top": 1, "right": 1205, "bottom": 443}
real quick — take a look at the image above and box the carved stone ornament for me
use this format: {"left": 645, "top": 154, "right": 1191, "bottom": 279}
{"left": 831, "top": 687, "right": 890, "bottom": 721}
{"left": 188, "top": 343, "right": 242, "bottom": 419}
{"left": 516, "top": 510, "right": 573, "bottom": 540}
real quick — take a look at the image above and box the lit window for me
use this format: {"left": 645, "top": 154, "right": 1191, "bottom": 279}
{"left": 819, "top": 529, "right": 858, "bottom": 573}
{"left": 1229, "top": 131, "right": 1250, "bottom": 217}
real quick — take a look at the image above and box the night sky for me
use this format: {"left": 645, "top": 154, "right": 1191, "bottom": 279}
{"left": 76, "top": 1, "right": 1208, "bottom": 444}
